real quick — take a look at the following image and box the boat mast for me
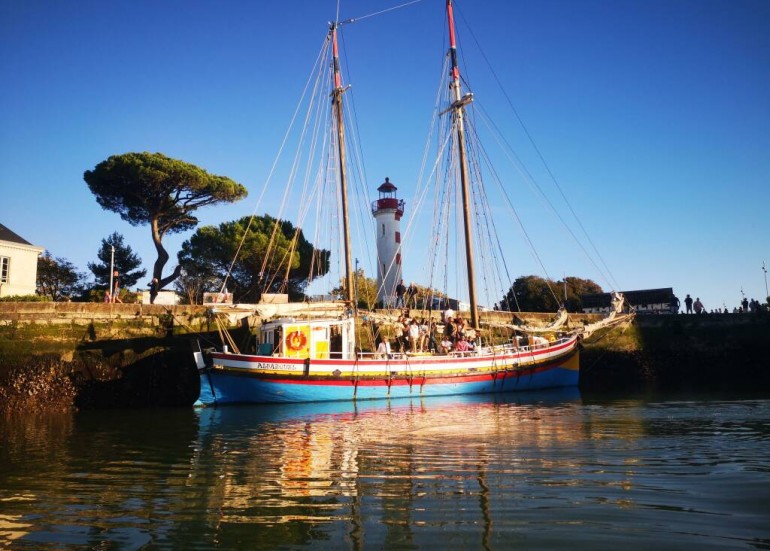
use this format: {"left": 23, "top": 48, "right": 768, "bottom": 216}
{"left": 330, "top": 22, "right": 355, "bottom": 310}
{"left": 446, "top": 0, "right": 479, "bottom": 330}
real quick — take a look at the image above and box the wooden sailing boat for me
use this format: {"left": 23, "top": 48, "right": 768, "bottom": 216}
{"left": 194, "top": 1, "right": 628, "bottom": 406}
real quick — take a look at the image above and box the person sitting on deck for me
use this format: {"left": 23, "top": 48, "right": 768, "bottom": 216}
{"left": 440, "top": 337, "right": 453, "bottom": 354}
{"left": 376, "top": 337, "right": 392, "bottom": 359}
{"left": 454, "top": 337, "right": 471, "bottom": 354}
{"left": 530, "top": 335, "right": 549, "bottom": 349}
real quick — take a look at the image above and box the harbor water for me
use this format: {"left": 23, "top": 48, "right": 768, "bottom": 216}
{"left": 1, "top": 391, "right": 769, "bottom": 550}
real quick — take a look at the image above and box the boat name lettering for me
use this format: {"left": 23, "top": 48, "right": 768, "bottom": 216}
{"left": 256, "top": 362, "right": 304, "bottom": 372}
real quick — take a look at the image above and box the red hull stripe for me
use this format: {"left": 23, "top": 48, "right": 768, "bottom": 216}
{"left": 237, "top": 354, "right": 575, "bottom": 388}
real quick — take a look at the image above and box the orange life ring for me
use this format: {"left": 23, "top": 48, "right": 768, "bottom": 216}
{"left": 285, "top": 330, "right": 308, "bottom": 351}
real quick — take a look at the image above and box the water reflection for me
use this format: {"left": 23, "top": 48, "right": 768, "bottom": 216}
{"left": 189, "top": 389, "right": 583, "bottom": 548}
{"left": 1, "top": 391, "right": 769, "bottom": 550}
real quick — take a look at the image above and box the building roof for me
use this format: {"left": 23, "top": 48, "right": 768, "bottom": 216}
{"left": 0, "top": 223, "right": 34, "bottom": 246}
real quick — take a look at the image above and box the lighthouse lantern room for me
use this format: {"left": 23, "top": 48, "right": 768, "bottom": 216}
{"left": 370, "top": 177, "right": 405, "bottom": 307}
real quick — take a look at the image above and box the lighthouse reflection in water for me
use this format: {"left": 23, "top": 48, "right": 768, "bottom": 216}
{"left": 186, "top": 391, "right": 770, "bottom": 550}
{"left": 193, "top": 391, "right": 589, "bottom": 544}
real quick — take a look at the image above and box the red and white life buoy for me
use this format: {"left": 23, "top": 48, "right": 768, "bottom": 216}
{"left": 285, "top": 330, "right": 308, "bottom": 351}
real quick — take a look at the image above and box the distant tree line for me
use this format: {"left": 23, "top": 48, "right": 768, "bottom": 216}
{"left": 498, "top": 275, "right": 603, "bottom": 313}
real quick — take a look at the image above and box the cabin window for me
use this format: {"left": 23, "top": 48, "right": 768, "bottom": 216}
{"left": 0, "top": 257, "right": 8, "bottom": 284}
{"left": 260, "top": 329, "right": 276, "bottom": 354}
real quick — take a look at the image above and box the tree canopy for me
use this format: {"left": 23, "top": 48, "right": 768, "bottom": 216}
{"left": 332, "top": 269, "right": 378, "bottom": 309}
{"left": 88, "top": 232, "right": 146, "bottom": 289}
{"left": 37, "top": 252, "right": 86, "bottom": 301}
{"left": 83, "top": 152, "right": 248, "bottom": 290}
{"left": 499, "top": 275, "right": 603, "bottom": 313}
{"left": 177, "top": 215, "right": 330, "bottom": 303}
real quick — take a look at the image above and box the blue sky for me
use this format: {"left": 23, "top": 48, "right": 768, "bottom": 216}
{"left": 1, "top": 0, "right": 769, "bottom": 309}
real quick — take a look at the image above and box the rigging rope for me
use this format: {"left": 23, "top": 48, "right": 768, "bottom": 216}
{"left": 338, "top": 0, "right": 423, "bottom": 26}
{"left": 216, "top": 33, "right": 333, "bottom": 298}
{"left": 452, "top": 0, "right": 621, "bottom": 293}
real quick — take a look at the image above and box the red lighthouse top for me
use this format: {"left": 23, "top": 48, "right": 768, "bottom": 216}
{"left": 371, "top": 177, "right": 405, "bottom": 217}
{"left": 377, "top": 177, "right": 397, "bottom": 194}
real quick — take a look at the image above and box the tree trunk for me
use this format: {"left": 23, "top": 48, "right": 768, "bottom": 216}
{"left": 150, "top": 218, "right": 181, "bottom": 290}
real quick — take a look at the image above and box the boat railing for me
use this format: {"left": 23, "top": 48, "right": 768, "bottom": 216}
{"left": 355, "top": 336, "right": 574, "bottom": 361}
{"left": 490, "top": 336, "right": 573, "bottom": 355}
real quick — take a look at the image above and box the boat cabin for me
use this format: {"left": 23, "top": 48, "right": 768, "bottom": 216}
{"left": 257, "top": 317, "right": 356, "bottom": 360}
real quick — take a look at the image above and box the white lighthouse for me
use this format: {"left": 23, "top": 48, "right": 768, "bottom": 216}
{"left": 371, "top": 177, "right": 404, "bottom": 307}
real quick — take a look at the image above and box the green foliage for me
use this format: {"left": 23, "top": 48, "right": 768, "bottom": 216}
{"left": 0, "top": 294, "right": 51, "bottom": 303}
{"left": 83, "top": 152, "right": 248, "bottom": 288}
{"left": 499, "top": 275, "right": 603, "bottom": 313}
{"left": 331, "top": 269, "right": 378, "bottom": 308}
{"left": 563, "top": 276, "right": 605, "bottom": 312}
{"left": 36, "top": 251, "right": 88, "bottom": 301}
{"left": 84, "top": 152, "right": 248, "bottom": 235}
{"left": 85, "top": 288, "right": 139, "bottom": 303}
{"left": 177, "top": 215, "right": 330, "bottom": 303}
{"left": 88, "top": 232, "right": 146, "bottom": 289}
{"left": 173, "top": 266, "right": 221, "bottom": 305}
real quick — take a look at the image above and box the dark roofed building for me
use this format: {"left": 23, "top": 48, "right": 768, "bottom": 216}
{"left": 582, "top": 287, "right": 676, "bottom": 314}
{"left": 0, "top": 223, "right": 44, "bottom": 298}
{"left": 0, "top": 223, "right": 34, "bottom": 246}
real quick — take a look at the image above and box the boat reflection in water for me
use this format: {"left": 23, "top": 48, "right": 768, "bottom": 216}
{"left": 4, "top": 392, "right": 768, "bottom": 549}
{"left": 191, "top": 389, "right": 583, "bottom": 547}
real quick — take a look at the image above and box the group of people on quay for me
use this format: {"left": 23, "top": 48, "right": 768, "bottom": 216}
{"left": 673, "top": 294, "right": 768, "bottom": 315}
{"left": 375, "top": 308, "right": 479, "bottom": 358}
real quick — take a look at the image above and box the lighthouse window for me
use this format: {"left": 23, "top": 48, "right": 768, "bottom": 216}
{"left": 395, "top": 231, "right": 401, "bottom": 243}
{"left": 382, "top": 223, "right": 385, "bottom": 236}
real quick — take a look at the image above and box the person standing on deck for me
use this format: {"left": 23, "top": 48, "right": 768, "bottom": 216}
{"left": 408, "top": 319, "right": 420, "bottom": 352}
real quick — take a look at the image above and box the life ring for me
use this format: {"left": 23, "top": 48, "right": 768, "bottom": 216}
{"left": 285, "top": 330, "right": 308, "bottom": 351}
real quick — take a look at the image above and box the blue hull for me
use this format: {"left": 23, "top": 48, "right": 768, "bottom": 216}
{"left": 196, "top": 353, "right": 579, "bottom": 406}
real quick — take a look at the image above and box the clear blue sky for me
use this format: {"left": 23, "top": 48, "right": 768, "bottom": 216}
{"left": 2, "top": 0, "right": 769, "bottom": 309}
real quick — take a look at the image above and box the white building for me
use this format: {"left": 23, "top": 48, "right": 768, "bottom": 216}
{"left": 0, "top": 223, "right": 44, "bottom": 298}
{"left": 371, "top": 178, "right": 405, "bottom": 307}
{"left": 140, "top": 289, "right": 181, "bottom": 305}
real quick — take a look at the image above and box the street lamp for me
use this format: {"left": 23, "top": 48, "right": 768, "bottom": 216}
{"left": 109, "top": 246, "right": 115, "bottom": 302}
{"left": 354, "top": 258, "right": 359, "bottom": 308}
